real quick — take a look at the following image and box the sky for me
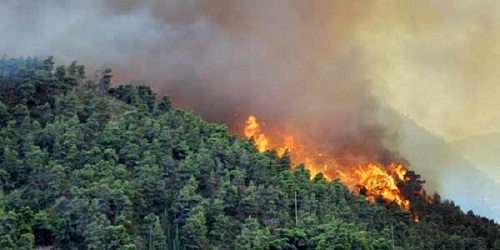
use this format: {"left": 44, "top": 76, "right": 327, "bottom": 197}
{"left": 360, "top": 0, "right": 500, "bottom": 142}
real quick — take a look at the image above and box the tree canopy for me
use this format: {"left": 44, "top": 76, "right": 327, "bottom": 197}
{"left": 0, "top": 56, "right": 499, "bottom": 249}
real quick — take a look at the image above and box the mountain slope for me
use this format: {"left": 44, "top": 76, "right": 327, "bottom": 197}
{"left": 1, "top": 57, "right": 499, "bottom": 249}
{"left": 379, "top": 104, "right": 500, "bottom": 222}
{"left": 452, "top": 132, "right": 500, "bottom": 184}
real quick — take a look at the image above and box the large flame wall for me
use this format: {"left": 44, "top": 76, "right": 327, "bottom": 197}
{"left": 243, "top": 115, "right": 411, "bottom": 210}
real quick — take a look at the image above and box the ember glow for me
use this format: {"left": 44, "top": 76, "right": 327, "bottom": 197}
{"left": 243, "top": 115, "right": 411, "bottom": 210}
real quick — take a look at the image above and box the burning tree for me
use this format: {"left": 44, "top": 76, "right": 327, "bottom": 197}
{"left": 242, "top": 115, "right": 432, "bottom": 215}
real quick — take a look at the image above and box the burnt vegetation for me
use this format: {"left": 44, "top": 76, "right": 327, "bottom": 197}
{"left": 0, "top": 56, "right": 499, "bottom": 249}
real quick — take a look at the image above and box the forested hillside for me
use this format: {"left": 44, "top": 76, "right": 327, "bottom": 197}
{"left": 0, "top": 56, "right": 499, "bottom": 249}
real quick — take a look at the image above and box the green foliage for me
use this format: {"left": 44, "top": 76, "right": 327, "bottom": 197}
{"left": 84, "top": 215, "right": 135, "bottom": 249}
{"left": 0, "top": 56, "right": 498, "bottom": 249}
{"left": 308, "top": 221, "right": 390, "bottom": 250}
{"left": 0, "top": 235, "right": 16, "bottom": 250}
{"left": 235, "top": 218, "right": 270, "bottom": 250}
{"left": 142, "top": 213, "right": 166, "bottom": 250}
{"left": 18, "top": 233, "right": 35, "bottom": 250}
{"left": 182, "top": 204, "right": 208, "bottom": 250}
{"left": 268, "top": 228, "right": 307, "bottom": 250}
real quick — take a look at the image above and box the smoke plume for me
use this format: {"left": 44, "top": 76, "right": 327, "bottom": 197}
{"left": 1, "top": 0, "right": 394, "bottom": 161}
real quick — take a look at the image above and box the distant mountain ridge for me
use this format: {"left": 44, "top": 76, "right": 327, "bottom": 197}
{"left": 452, "top": 132, "right": 500, "bottom": 185}
{"left": 378, "top": 103, "right": 500, "bottom": 221}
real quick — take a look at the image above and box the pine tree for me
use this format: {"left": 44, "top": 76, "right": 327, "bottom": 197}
{"left": 182, "top": 204, "right": 208, "bottom": 250}
{"left": 0, "top": 235, "right": 16, "bottom": 250}
{"left": 235, "top": 218, "right": 270, "bottom": 250}
{"left": 173, "top": 176, "right": 202, "bottom": 226}
{"left": 238, "top": 181, "right": 258, "bottom": 219}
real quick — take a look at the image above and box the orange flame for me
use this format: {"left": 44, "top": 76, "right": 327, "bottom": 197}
{"left": 244, "top": 115, "right": 270, "bottom": 152}
{"left": 337, "top": 163, "right": 410, "bottom": 210}
{"left": 243, "top": 115, "right": 412, "bottom": 210}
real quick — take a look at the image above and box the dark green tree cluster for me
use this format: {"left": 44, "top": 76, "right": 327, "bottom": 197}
{"left": 0, "top": 56, "right": 499, "bottom": 249}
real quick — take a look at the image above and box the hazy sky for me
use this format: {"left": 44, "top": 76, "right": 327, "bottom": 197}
{"left": 1, "top": 0, "right": 499, "bottom": 142}
{"left": 361, "top": 0, "right": 500, "bottom": 141}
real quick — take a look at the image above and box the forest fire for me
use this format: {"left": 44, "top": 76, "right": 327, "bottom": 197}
{"left": 243, "top": 115, "right": 412, "bottom": 210}
{"left": 337, "top": 163, "right": 410, "bottom": 210}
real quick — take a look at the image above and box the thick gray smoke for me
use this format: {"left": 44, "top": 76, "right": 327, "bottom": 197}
{"left": 1, "top": 0, "right": 395, "bottom": 164}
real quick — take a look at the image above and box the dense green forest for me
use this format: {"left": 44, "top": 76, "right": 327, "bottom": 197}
{"left": 0, "top": 56, "right": 499, "bottom": 249}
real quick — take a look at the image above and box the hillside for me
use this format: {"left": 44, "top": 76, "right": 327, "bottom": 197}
{"left": 452, "top": 133, "right": 500, "bottom": 184}
{"left": 1, "top": 57, "right": 500, "bottom": 249}
{"left": 378, "top": 104, "right": 500, "bottom": 222}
